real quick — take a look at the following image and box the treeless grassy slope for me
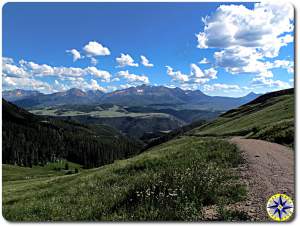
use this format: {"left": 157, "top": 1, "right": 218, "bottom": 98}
{"left": 189, "top": 89, "right": 294, "bottom": 146}
{"left": 3, "top": 136, "right": 246, "bottom": 221}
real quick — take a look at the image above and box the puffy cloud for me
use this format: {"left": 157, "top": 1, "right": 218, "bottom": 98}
{"left": 204, "top": 68, "right": 218, "bottom": 79}
{"left": 90, "top": 57, "right": 98, "bottom": 66}
{"left": 214, "top": 46, "right": 293, "bottom": 77}
{"left": 214, "top": 46, "right": 265, "bottom": 74}
{"left": 197, "top": 2, "right": 293, "bottom": 55}
{"left": 85, "top": 66, "right": 111, "bottom": 82}
{"left": 166, "top": 64, "right": 217, "bottom": 84}
{"left": 2, "top": 76, "right": 17, "bottom": 86}
{"left": 2, "top": 57, "right": 14, "bottom": 64}
{"left": 19, "top": 60, "right": 56, "bottom": 76}
{"left": 66, "top": 49, "right": 81, "bottom": 62}
{"left": 89, "top": 79, "right": 107, "bottom": 92}
{"left": 203, "top": 83, "right": 241, "bottom": 92}
{"left": 22, "top": 60, "right": 110, "bottom": 81}
{"left": 272, "top": 60, "right": 294, "bottom": 74}
{"left": 116, "top": 53, "right": 139, "bottom": 67}
{"left": 2, "top": 62, "right": 29, "bottom": 78}
{"left": 52, "top": 79, "right": 72, "bottom": 92}
{"left": 190, "top": 63, "right": 205, "bottom": 78}
{"left": 2, "top": 76, "right": 52, "bottom": 93}
{"left": 199, "top": 57, "right": 210, "bottom": 64}
{"left": 66, "top": 41, "right": 110, "bottom": 64}
{"left": 3, "top": 58, "right": 111, "bottom": 83}
{"left": 83, "top": 41, "right": 110, "bottom": 57}
{"left": 251, "top": 77, "right": 291, "bottom": 89}
{"left": 196, "top": 2, "right": 294, "bottom": 76}
{"left": 2, "top": 58, "right": 53, "bottom": 93}
{"left": 166, "top": 66, "right": 189, "bottom": 82}
{"left": 2, "top": 57, "right": 113, "bottom": 93}
{"left": 140, "top": 55, "right": 154, "bottom": 67}
{"left": 116, "top": 70, "right": 149, "bottom": 84}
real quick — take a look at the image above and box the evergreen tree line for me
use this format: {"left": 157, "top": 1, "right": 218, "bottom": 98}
{"left": 2, "top": 99, "right": 141, "bottom": 168}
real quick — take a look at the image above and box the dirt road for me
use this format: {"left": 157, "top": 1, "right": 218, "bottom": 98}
{"left": 230, "top": 137, "right": 294, "bottom": 220}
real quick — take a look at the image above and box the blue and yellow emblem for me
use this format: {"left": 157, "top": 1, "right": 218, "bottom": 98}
{"left": 266, "top": 194, "right": 294, "bottom": 221}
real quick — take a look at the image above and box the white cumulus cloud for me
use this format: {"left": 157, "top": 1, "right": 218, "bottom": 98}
{"left": 2, "top": 76, "right": 53, "bottom": 93}
{"left": 85, "top": 66, "right": 111, "bottom": 82}
{"left": 90, "top": 57, "right": 98, "bottom": 66}
{"left": 141, "top": 55, "right": 154, "bottom": 67}
{"left": 83, "top": 41, "right": 111, "bottom": 57}
{"left": 204, "top": 68, "right": 218, "bottom": 79}
{"left": 199, "top": 57, "right": 210, "bottom": 64}
{"left": 66, "top": 49, "right": 81, "bottom": 62}
{"left": 166, "top": 64, "right": 218, "bottom": 85}
{"left": 2, "top": 57, "right": 114, "bottom": 93}
{"left": 197, "top": 2, "right": 293, "bottom": 54}
{"left": 190, "top": 63, "right": 205, "bottom": 78}
{"left": 2, "top": 57, "right": 14, "bottom": 64}
{"left": 2, "top": 62, "right": 29, "bottom": 78}
{"left": 203, "top": 83, "right": 241, "bottom": 92}
{"left": 4, "top": 58, "right": 111, "bottom": 82}
{"left": 166, "top": 66, "right": 189, "bottom": 82}
{"left": 196, "top": 2, "right": 294, "bottom": 77}
{"left": 116, "top": 53, "right": 139, "bottom": 67}
{"left": 251, "top": 77, "right": 291, "bottom": 89}
{"left": 116, "top": 70, "right": 149, "bottom": 84}
{"left": 89, "top": 79, "right": 107, "bottom": 92}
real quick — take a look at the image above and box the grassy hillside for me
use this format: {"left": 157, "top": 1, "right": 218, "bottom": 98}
{"left": 3, "top": 136, "right": 247, "bottom": 221}
{"left": 189, "top": 89, "right": 294, "bottom": 146}
{"left": 2, "top": 161, "right": 82, "bottom": 182}
{"left": 29, "top": 104, "right": 171, "bottom": 118}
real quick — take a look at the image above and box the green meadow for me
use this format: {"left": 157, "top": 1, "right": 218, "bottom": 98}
{"left": 3, "top": 137, "right": 246, "bottom": 221}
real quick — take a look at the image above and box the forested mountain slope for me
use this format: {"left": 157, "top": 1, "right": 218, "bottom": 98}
{"left": 2, "top": 99, "right": 141, "bottom": 168}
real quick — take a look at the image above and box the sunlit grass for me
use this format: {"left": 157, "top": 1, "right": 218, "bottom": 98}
{"left": 3, "top": 137, "right": 246, "bottom": 221}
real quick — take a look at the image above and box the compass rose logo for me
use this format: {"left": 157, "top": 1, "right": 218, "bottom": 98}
{"left": 266, "top": 194, "right": 294, "bottom": 221}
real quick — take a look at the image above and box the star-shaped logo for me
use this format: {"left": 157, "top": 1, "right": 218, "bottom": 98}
{"left": 267, "top": 195, "right": 293, "bottom": 220}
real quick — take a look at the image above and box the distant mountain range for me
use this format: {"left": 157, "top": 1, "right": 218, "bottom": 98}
{"left": 2, "top": 89, "right": 43, "bottom": 102}
{"left": 3, "top": 85, "right": 261, "bottom": 111}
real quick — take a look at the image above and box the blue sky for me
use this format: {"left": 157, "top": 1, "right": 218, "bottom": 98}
{"left": 2, "top": 2, "right": 294, "bottom": 97}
